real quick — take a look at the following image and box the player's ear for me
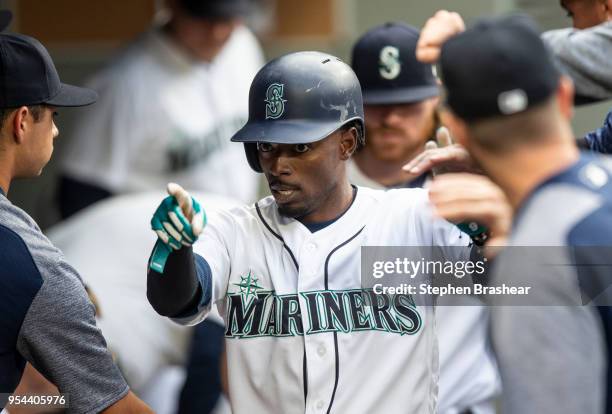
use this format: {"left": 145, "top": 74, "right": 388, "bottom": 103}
{"left": 11, "top": 106, "right": 29, "bottom": 145}
{"left": 557, "top": 75, "right": 574, "bottom": 121}
{"left": 339, "top": 126, "right": 358, "bottom": 160}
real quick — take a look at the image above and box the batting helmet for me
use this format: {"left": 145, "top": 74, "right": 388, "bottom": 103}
{"left": 230, "top": 51, "right": 365, "bottom": 173}
{"left": 351, "top": 22, "right": 439, "bottom": 105}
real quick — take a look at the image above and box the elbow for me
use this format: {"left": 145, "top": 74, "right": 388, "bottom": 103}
{"left": 146, "top": 270, "right": 182, "bottom": 317}
{"left": 146, "top": 287, "right": 174, "bottom": 317}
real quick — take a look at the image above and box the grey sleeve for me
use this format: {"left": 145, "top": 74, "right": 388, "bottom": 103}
{"left": 542, "top": 23, "right": 612, "bottom": 100}
{"left": 17, "top": 259, "right": 129, "bottom": 414}
{"left": 491, "top": 305, "right": 606, "bottom": 414}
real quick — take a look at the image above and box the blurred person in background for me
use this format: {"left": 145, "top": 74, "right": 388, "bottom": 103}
{"left": 350, "top": 22, "right": 502, "bottom": 414}
{"left": 544, "top": 0, "right": 612, "bottom": 153}
{"left": 417, "top": 11, "right": 611, "bottom": 414}
{"left": 57, "top": 0, "right": 264, "bottom": 219}
{"left": 46, "top": 191, "right": 238, "bottom": 414}
{"left": 542, "top": 0, "right": 612, "bottom": 103}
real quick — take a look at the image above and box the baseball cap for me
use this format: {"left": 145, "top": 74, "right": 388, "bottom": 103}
{"left": 351, "top": 22, "right": 439, "bottom": 105}
{"left": 439, "top": 15, "right": 560, "bottom": 121}
{"left": 178, "top": 0, "right": 252, "bottom": 19}
{"left": 0, "top": 10, "right": 12, "bottom": 31}
{"left": 0, "top": 33, "right": 97, "bottom": 108}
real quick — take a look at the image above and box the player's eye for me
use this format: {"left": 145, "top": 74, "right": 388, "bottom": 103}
{"left": 52, "top": 111, "right": 59, "bottom": 118}
{"left": 257, "top": 142, "right": 274, "bottom": 153}
{"left": 294, "top": 144, "right": 311, "bottom": 153}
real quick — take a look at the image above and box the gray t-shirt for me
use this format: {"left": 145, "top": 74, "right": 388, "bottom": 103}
{"left": 542, "top": 21, "right": 612, "bottom": 101}
{"left": 0, "top": 192, "right": 129, "bottom": 413}
{"left": 489, "top": 154, "right": 610, "bottom": 414}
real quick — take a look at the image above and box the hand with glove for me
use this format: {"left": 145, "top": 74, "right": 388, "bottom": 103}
{"left": 149, "top": 183, "right": 206, "bottom": 273}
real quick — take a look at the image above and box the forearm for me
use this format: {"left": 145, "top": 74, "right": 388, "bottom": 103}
{"left": 542, "top": 24, "right": 612, "bottom": 100}
{"left": 101, "top": 391, "right": 154, "bottom": 414}
{"left": 147, "top": 245, "right": 202, "bottom": 317}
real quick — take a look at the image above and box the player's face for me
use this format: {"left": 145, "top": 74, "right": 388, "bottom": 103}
{"left": 363, "top": 98, "right": 438, "bottom": 162}
{"left": 258, "top": 131, "right": 350, "bottom": 220}
{"left": 170, "top": 14, "right": 240, "bottom": 62}
{"left": 561, "top": 0, "right": 609, "bottom": 29}
{"left": 19, "top": 106, "right": 59, "bottom": 177}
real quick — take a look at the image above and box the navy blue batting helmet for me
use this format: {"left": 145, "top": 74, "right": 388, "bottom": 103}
{"left": 231, "top": 51, "right": 365, "bottom": 172}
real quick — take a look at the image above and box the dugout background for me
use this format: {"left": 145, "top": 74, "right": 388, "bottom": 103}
{"left": 1, "top": 0, "right": 609, "bottom": 226}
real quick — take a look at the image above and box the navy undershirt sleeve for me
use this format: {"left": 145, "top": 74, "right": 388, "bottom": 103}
{"left": 0, "top": 224, "right": 43, "bottom": 393}
{"left": 585, "top": 110, "right": 612, "bottom": 154}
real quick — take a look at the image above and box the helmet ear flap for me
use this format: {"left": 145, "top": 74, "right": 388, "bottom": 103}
{"left": 244, "top": 143, "right": 263, "bottom": 173}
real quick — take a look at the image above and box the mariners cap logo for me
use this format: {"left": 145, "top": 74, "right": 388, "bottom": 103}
{"left": 265, "top": 83, "right": 287, "bottom": 120}
{"left": 379, "top": 46, "right": 401, "bottom": 80}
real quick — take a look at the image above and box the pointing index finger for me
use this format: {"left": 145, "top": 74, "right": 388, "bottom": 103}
{"left": 167, "top": 182, "right": 194, "bottom": 219}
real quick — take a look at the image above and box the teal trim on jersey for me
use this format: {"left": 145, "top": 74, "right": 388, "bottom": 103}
{"left": 224, "top": 288, "right": 422, "bottom": 339}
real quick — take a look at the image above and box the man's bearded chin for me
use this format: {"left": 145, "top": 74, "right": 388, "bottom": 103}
{"left": 277, "top": 204, "right": 305, "bottom": 218}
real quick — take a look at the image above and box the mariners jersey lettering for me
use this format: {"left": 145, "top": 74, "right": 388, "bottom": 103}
{"left": 183, "top": 187, "right": 468, "bottom": 414}
{"left": 225, "top": 288, "right": 421, "bottom": 338}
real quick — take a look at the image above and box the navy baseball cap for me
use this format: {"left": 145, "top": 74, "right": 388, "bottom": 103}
{"left": 439, "top": 15, "right": 560, "bottom": 121}
{"left": 0, "top": 33, "right": 97, "bottom": 108}
{"left": 351, "top": 22, "right": 439, "bottom": 105}
{"left": 178, "top": 0, "right": 252, "bottom": 18}
{"left": 0, "top": 10, "right": 12, "bottom": 31}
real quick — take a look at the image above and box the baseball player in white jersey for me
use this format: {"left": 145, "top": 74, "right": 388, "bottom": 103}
{"left": 57, "top": 0, "right": 263, "bottom": 218}
{"left": 146, "top": 51, "right": 484, "bottom": 413}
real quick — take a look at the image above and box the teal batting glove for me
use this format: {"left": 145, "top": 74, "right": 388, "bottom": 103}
{"left": 149, "top": 183, "right": 206, "bottom": 273}
{"left": 457, "top": 221, "right": 489, "bottom": 246}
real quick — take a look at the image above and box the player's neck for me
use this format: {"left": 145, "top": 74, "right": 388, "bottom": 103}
{"left": 480, "top": 139, "right": 580, "bottom": 211}
{"left": 0, "top": 149, "right": 14, "bottom": 195}
{"left": 299, "top": 181, "right": 355, "bottom": 224}
{"left": 353, "top": 148, "right": 418, "bottom": 187}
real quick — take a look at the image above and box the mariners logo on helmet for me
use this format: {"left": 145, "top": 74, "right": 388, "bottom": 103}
{"left": 379, "top": 46, "right": 401, "bottom": 80}
{"left": 265, "top": 83, "right": 287, "bottom": 119}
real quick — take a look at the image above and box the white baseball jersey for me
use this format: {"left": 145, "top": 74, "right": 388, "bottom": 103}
{"left": 347, "top": 159, "right": 501, "bottom": 414}
{"left": 177, "top": 187, "right": 469, "bottom": 414}
{"left": 60, "top": 25, "right": 263, "bottom": 203}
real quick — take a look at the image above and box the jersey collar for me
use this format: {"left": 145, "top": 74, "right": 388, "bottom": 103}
{"left": 513, "top": 152, "right": 593, "bottom": 230}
